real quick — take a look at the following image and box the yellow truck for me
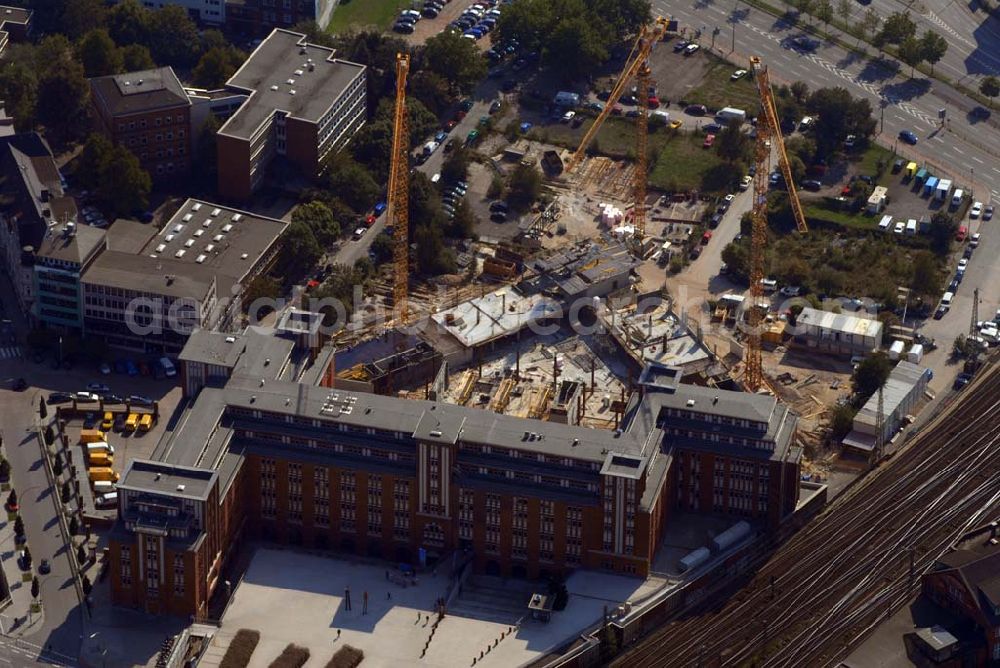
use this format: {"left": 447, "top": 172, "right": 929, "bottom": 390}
{"left": 88, "top": 467, "right": 119, "bottom": 483}
{"left": 138, "top": 413, "right": 153, "bottom": 432}
{"left": 124, "top": 413, "right": 139, "bottom": 432}
{"left": 88, "top": 451, "right": 113, "bottom": 467}
{"left": 80, "top": 429, "right": 106, "bottom": 444}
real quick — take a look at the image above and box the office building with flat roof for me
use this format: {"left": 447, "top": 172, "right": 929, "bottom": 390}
{"left": 217, "top": 29, "right": 366, "bottom": 201}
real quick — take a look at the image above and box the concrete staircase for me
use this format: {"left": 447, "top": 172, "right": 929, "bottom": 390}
{"left": 447, "top": 575, "right": 537, "bottom": 625}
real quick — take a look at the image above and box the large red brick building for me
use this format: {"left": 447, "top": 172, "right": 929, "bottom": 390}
{"left": 90, "top": 68, "right": 193, "bottom": 181}
{"left": 108, "top": 335, "right": 801, "bottom": 619}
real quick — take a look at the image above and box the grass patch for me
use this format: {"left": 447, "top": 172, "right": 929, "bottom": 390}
{"left": 326, "top": 645, "right": 365, "bottom": 668}
{"left": 220, "top": 629, "right": 261, "bottom": 668}
{"left": 803, "top": 200, "right": 877, "bottom": 230}
{"left": 269, "top": 644, "right": 310, "bottom": 668}
{"left": 648, "top": 132, "right": 731, "bottom": 192}
{"left": 681, "top": 55, "right": 761, "bottom": 114}
{"left": 853, "top": 143, "right": 896, "bottom": 179}
{"left": 328, "top": 0, "right": 411, "bottom": 32}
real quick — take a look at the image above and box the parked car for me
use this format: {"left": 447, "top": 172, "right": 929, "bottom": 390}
{"left": 129, "top": 395, "right": 154, "bottom": 407}
{"left": 970, "top": 201, "right": 983, "bottom": 218}
{"left": 898, "top": 129, "right": 918, "bottom": 145}
{"left": 731, "top": 69, "right": 747, "bottom": 80}
{"left": 801, "top": 179, "right": 822, "bottom": 191}
{"left": 702, "top": 134, "right": 716, "bottom": 148}
{"left": 780, "top": 286, "right": 802, "bottom": 297}
{"left": 984, "top": 205, "right": 994, "bottom": 221}
{"left": 672, "top": 40, "right": 689, "bottom": 53}
{"left": 48, "top": 392, "right": 72, "bottom": 404}
{"left": 75, "top": 392, "right": 100, "bottom": 403}
{"left": 684, "top": 43, "right": 700, "bottom": 55}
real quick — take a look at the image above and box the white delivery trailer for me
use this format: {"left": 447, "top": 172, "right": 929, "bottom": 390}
{"left": 906, "top": 343, "right": 924, "bottom": 363}
{"left": 888, "top": 340, "right": 905, "bottom": 361}
{"left": 716, "top": 107, "right": 747, "bottom": 124}
{"left": 935, "top": 179, "right": 952, "bottom": 201}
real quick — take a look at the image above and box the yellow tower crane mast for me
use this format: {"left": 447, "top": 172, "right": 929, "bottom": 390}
{"left": 744, "top": 56, "right": 808, "bottom": 392}
{"left": 389, "top": 53, "right": 411, "bottom": 325}
{"left": 566, "top": 16, "right": 670, "bottom": 242}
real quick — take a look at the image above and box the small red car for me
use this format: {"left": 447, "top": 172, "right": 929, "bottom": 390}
{"left": 703, "top": 134, "right": 716, "bottom": 148}
{"left": 648, "top": 96, "right": 660, "bottom": 108}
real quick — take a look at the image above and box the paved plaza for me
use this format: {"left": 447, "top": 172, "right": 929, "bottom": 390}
{"left": 207, "top": 547, "right": 659, "bottom": 668}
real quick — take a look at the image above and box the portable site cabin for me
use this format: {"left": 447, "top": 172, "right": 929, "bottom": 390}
{"left": 918, "top": 216, "right": 931, "bottom": 234}
{"left": 915, "top": 168, "right": 929, "bottom": 184}
{"left": 888, "top": 339, "right": 905, "bottom": 360}
{"left": 906, "top": 219, "right": 918, "bottom": 235}
{"left": 867, "top": 186, "right": 888, "bottom": 213}
{"left": 878, "top": 214, "right": 893, "bottom": 231}
{"left": 907, "top": 343, "right": 924, "bottom": 364}
{"left": 923, "top": 176, "right": 939, "bottom": 197}
{"left": 905, "top": 162, "right": 918, "bottom": 179}
{"left": 935, "top": 179, "right": 952, "bottom": 201}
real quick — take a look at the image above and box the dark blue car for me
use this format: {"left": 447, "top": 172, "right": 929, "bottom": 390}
{"left": 373, "top": 202, "right": 386, "bottom": 216}
{"left": 898, "top": 130, "right": 918, "bottom": 145}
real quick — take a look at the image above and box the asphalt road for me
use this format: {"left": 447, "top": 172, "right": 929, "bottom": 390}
{"left": 657, "top": 0, "right": 1000, "bottom": 202}
{"left": 0, "top": 280, "right": 83, "bottom": 663}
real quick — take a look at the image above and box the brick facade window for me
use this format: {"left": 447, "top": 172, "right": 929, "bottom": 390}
{"left": 120, "top": 546, "right": 132, "bottom": 586}
{"left": 261, "top": 458, "right": 276, "bottom": 519}
{"left": 173, "top": 555, "right": 185, "bottom": 596}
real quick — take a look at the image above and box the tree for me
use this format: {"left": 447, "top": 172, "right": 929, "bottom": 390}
{"left": 808, "top": 87, "right": 877, "bottom": 156}
{"left": 927, "top": 211, "right": 957, "bottom": 256}
{"left": 508, "top": 163, "right": 542, "bottom": 212}
{"left": 21, "top": 546, "right": 31, "bottom": 569}
{"left": 77, "top": 543, "right": 88, "bottom": 566}
{"left": 441, "top": 147, "right": 471, "bottom": 185}
{"left": 52, "top": 455, "right": 63, "bottom": 477}
{"left": 31, "top": 576, "right": 39, "bottom": 601}
{"left": 292, "top": 201, "right": 341, "bottom": 247}
{"left": 829, "top": 404, "right": 857, "bottom": 440}
{"left": 545, "top": 15, "right": 609, "bottom": 81}
{"left": 370, "top": 233, "right": 394, "bottom": 263}
{"left": 423, "top": 31, "right": 488, "bottom": 94}
{"left": 897, "top": 35, "right": 923, "bottom": 77}
{"left": 836, "top": 0, "right": 852, "bottom": 25}
{"left": 0, "top": 457, "right": 9, "bottom": 481}
{"left": 413, "top": 223, "right": 456, "bottom": 275}
{"left": 108, "top": 0, "right": 153, "bottom": 46}
{"left": 192, "top": 46, "right": 245, "bottom": 89}
{"left": 291, "top": 20, "right": 335, "bottom": 48}
{"left": 6, "top": 489, "right": 17, "bottom": 509}
{"left": 77, "top": 29, "right": 123, "bottom": 78}
{"left": 980, "top": 76, "right": 1000, "bottom": 108}
{"left": 97, "top": 146, "right": 152, "bottom": 219}
{"left": 918, "top": 31, "right": 947, "bottom": 74}
{"left": 815, "top": 0, "right": 834, "bottom": 27}
{"left": 36, "top": 47, "right": 90, "bottom": 141}
{"left": 194, "top": 115, "right": 220, "bottom": 185}
{"left": 120, "top": 44, "right": 156, "bottom": 72}
{"left": 39, "top": 396, "right": 47, "bottom": 420}
{"left": 852, "top": 352, "right": 891, "bottom": 399}
{"left": 61, "top": 482, "right": 71, "bottom": 504}
{"left": 447, "top": 199, "right": 476, "bottom": 239}
{"left": 44, "top": 425, "right": 55, "bottom": 446}
{"left": 324, "top": 158, "right": 380, "bottom": 212}
{"left": 0, "top": 62, "right": 38, "bottom": 131}
{"left": 775, "top": 256, "right": 811, "bottom": 286}
{"left": 277, "top": 221, "right": 322, "bottom": 280}
{"left": 149, "top": 5, "right": 201, "bottom": 68}
{"left": 409, "top": 70, "right": 452, "bottom": 117}
{"left": 721, "top": 241, "right": 750, "bottom": 282}
{"left": 13, "top": 515, "right": 24, "bottom": 537}
{"left": 82, "top": 576, "right": 93, "bottom": 597}
{"left": 715, "top": 119, "right": 750, "bottom": 162}
{"left": 69, "top": 516, "right": 79, "bottom": 536}
{"left": 861, "top": 8, "right": 881, "bottom": 46}
{"left": 875, "top": 11, "right": 916, "bottom": 46}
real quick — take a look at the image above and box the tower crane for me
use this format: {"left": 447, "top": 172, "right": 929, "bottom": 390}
{"left": 566, "top": 16, "right": 670, "bottom": 243}
{"left": 388, "top": 52, "right": 411, "bottom": 325}
{"left": 744, "top": 56, "right": 808, "bottom": 393}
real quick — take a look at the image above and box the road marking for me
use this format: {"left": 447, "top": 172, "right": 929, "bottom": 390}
{"left": 953, "top": 147, "right": 966, "bottom": 155}
{"left": 972, "top": 156, "right": 984, "bottom": 165}
{"left": 0, "top": 347, "right": 21, "bottom": 359}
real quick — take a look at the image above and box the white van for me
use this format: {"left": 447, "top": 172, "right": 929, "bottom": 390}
{"left": 878, "top": 215, "right": 892, "bottom": 231}
{"left": 951, "top": 189, "right": 964, "bottom": 208}
{"left": 905, "top": 219, "right": 917, "bottom": 235}
{"left": 941, "top": 291, "right": 954, "bottom": 307}
{"left": 92, "top": 480, "right": 115, "bottom": 494}
{"left": 96, "top": 492, "right": 118, "bottom": 509}
{"left": 86, "top": 442, "right": 115, "bottom": 456}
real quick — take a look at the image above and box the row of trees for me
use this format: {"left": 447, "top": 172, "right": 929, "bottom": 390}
{"left": 495, "top": 0, "right": 651, "bottom": 81}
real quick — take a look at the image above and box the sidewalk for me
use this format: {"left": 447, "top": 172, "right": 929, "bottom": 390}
{"left": 0, "top": 491, "right": 46, "bottom": 637}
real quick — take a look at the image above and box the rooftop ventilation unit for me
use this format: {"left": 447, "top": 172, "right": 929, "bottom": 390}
{"left": 196, "top": 254, "right": 206, "bottom": 263}
{"left": 174, "top": 249, "right": 185, "bottom": 258}
{"left": 205, "top": 244, "right": 215, "bottom": 252}
{"left": 213, "top": 234, "right": 223, "bottom": 242}
{"left": 182, "top": 213, "right": 193, "bottom": 222}
{"left": 210, "top": 208, "right": 221, "bottom": 217}
{"left": 165, "top": 234, "right": 175, "bottom": 242}
{"left": 294, "top": 69, "right": 303, "bottom": 76}
{"left": 194, "top": 229, "right": 204, "bottom": 237}
{"left": 173, "top": 224, "right": 184, "bottom": 233}
{"left": 270, "top": 85, "right": 279, "bottom": 91}
{"left": 232, "top": 214, "right": 242, "bottom": 222}
{"left": 225, "top": 336, "right": 236, "bottom": 343}
{"left": 176, "top": 484, "right": 185, "bottom": 492}
{"left": 241, "top": 253, "right": 249, "bottom": 260}
{"left": 429, "top": 430, "right": 442, "bottom": 437}
{"left": 203, "top": 219, "right": 212, "bottom": 227}
{"left": 222, "top": 224, "right": 232, "bottom": 232}
{"left": 287, "top": 78, "right": 295, "bottom": 85}
{"left": 155, "top": 244, "right": 166, "bottom": 253}
{"left": 184, "top": 239, "right": 195, "bottom": 248}
{"left": 191, "top": 202, "right": 202, "bottom": 211}
{"left": 686, "top": 399, "right": 695, "bottom": 407}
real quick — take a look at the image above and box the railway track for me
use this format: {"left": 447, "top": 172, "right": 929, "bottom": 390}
{"left": 615, "top": 361, "right": 1000, "bottom": 668}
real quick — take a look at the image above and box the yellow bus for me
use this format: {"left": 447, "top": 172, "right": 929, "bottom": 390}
{"left": 88, "top": 467, "right": 119, "bottom": 483}
{"left": 88, "top": 451, "right": 113, "bottom": 467}
{"left": 124, "top": 413, "right": 139, "bottom": 432}
{"left": 80, "top": 429, "right": 105, "bottom": 443}
{"left": 138, "top": 413, "right": 153, "bottom": 432}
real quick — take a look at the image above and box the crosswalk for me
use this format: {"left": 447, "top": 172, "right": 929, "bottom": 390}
{"left": 0, "top": 347, "right": 21, "bottom": 360}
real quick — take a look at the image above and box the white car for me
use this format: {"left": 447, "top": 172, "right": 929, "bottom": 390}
{"left": 684, "top": 43, "right": 700, "bottom": 55}
{"left": 971, "top": 232, "right": 981, "bottom": 247}
{"left": 724, "top": 193, "right": 735, "bottom": 206}
{"left": 893, "top": 221, "right": 905, "bottom": 234}
{"left": 780, "top": 286, "right": 801, "bottom": 297}
{"left": 958, "top": 258, "right": 969, "bottom": 270}
{"left": 353, "top": 227, "right": 366, "bottom": 240}
{"left": 561, "top": 110, "right": 576, "bottom": 123}
{"left": 731, "top": 69, "right": 747, "bottom": 80}
{"left": 970, "top": 201, "right": 983, "bottom": 218}
{"left": 739, "top": 175, "right": 752, "bottom": 191}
